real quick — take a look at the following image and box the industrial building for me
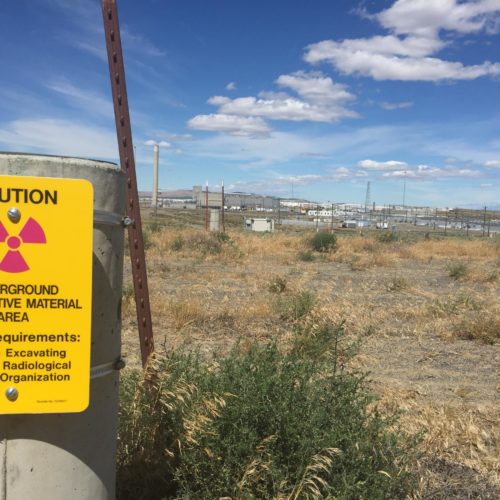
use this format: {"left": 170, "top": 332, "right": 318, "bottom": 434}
{"left": 138, "top": 186, "right": 280, "bottom": 211}
{"left": 138, "top": 190, "right": 196, "bottom": 208}
{"left": 192, "top": 186, "right": 279, "bottom": 210}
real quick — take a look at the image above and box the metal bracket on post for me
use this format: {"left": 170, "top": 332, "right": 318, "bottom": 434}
{"left": 122, "top": 216, "right": 134, "bottom": 227}
{"left": 102, "top": 0, "right": 154, "bottom": 367}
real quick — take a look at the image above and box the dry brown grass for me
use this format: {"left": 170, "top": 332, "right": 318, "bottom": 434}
{"left": 150, "top": 227, "right": 304, "bottom": 263}
{"left": 374, "top": 386, "right": 500, "bottom": 499}
{"left": 408, "top": 238, "right": 500, "bottom": 261}
{"left": 165, "top": 297, "right": 208, "bottom": 330}
{"left": 331, "top": 235, "right": 405, "bottom": 269}
{"left": 232, "top": 231, "right": 304, "bottom": 260}
{"left": 122, "top": 222, "right": 500, "bottom": 496}
{"left": 452, "top": 310, "right": 500, "bottom": 344}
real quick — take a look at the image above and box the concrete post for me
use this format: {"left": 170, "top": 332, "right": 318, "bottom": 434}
{"left": 0, "top": 153, "right": 124, "bottom": 499}
{"left": 210, "top": 209, "right": 220, "bottom": 232}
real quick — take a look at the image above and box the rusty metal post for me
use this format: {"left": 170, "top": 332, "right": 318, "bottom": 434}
{"left": 101, "top": 0, "right": 154, "bottom": 367}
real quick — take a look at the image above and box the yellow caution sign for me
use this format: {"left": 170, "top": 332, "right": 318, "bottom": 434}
{"left": 0, "top": 176, "right": 93, "bottom": 414}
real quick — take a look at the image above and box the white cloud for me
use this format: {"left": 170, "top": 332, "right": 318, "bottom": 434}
{"left": 258, "top": 91, "right": 292, "bottom": 101}
{"left": 121, "top": 27, "right": 165, "bottom": 57}
{"left": 485, "top": 159, "right": 500, "bottom": 168}
{"left": 269, "top": 169, "right": 351, "bottom": 188}
{"left": 225, "top": 179, "right": 283, "bottom": 194}
{"left": 187, "top": 130, "right": 323, "bottom": 168}
{"left": 308, "top": 35, "right": 444, "bottom": 60}
{"left": 144, "top": 140, "right": 171, "bottom": 148}
{"left": 377, "top": 0, "right": 500, "bottom": 37}
{"left": 334, "top": 166, "right": 350, "bottom": 175}
{"left": 208, "top": 96, "right": 231, "bottom": 106}
{"left": 382, "top": 164, "right": 482, "bottom": 179}
{"left": 211, "top": 95, "right": 356, "bottom": 122}
{"left": 304, "top": 1, "right": 500, "bottom": 82}
{"left": 380, "top": 101, "right": 414, "bottom": 110}
{"left": 73, "top": 40, "right": 107, "bottom": 62}
{"left": 226, "top": 82, "right": 236, "bottom": 91}
{"left": 200, "top": 71, "right": 357, "bottom": 126}
{"left": 276, "top": 71, "right": 355, "bottom": 106}
{"left": 0, "top": 118, "right": 117, "bottom": 158}
{"left": 300, "top": 152, "right": 329, "bottom": 158}
{"left": 218, "top": 158, "right": 486, "bottom": 196}
{"left": 45, "top": 80, "right": 113, "bottom": 118}
{"left": 185, "top": 118, "right": 500, "bottom": 175}
{"left": 357, "top": 159, "right": 408, "bottom": 170}
{"left": 276, "top": 174, "right": 324, "bottom": 185}
{"left": 305, "top": 39, "right": 500, "bottom": 81}
{"left": 161, "top": 133, "right": 193, "bottom": 141}
{"left": 187, "top": 114, "right": 271, "bottom": 138}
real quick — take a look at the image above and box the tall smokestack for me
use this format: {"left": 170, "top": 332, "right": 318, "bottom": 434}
{"left": 152, "top": 144, "right": 159, "bottom": 209}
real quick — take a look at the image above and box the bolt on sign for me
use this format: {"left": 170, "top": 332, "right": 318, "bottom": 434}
{"left": 0, "top": 176, "right": 93, "bottom": 414}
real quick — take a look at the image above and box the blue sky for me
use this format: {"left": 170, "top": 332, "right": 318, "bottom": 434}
{"left": 1, "top": 0, "right": 499, "bottom": 208}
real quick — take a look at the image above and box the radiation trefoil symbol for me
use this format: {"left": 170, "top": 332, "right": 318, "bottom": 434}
{"left": 0, "top": 217, "right": 46, "bottom": 273}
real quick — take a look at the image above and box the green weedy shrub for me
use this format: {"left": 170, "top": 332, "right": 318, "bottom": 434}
{"left": 170, "top": 235, "right": 184, "bottom": 252}
{"left": 274, "top": 290, "right": 315, "bottom": 322}
{"left": 377, "top": 231, "right": 398, "bottom": 243}
{"left": 147, "top": 221, "right": 164, "bottom": 233}
{"left": 117, "top": 324, "right": 418, "bottom": 499}
{"left": 187, "top": 232, "right": 231, "bottom": 255}
{"left": 309, "top": 231, "right": 337, "bottom": 252}
{"left": 447, "top": 261, "right": 468, "bottom": 280}
{"left": 214, "top": 231, "right": 230, "bottom": 243}
{"left": 268, "top": 275, "right": 287, "bottom": 294}
{"left": 142, "top": 230, "right": 153, "bottom": 250}
{"left": 297, "top": 250, "right": 315, "bottom": 262}
{"left": 122, "top": 284, "right": 134, "bottom": 301}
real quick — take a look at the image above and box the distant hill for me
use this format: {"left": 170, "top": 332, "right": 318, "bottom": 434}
{"left": 139, "top": 189, "right": 193, "bottom": 199}
{"left": 457, "top": 202, "right": 500, "bottom": 211}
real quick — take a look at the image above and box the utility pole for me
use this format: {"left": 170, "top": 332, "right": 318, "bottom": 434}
{"left": 483, "top": 206, "right": 487, "bottom": 237}
{"left": 316, "top": 203, "right": 319, "bottom": 232}
{"left": 331, "top": 202, "right": 334, "bottom": 233}
{"left": 221, "top": 179, "right": 225, "bottom": 233}
{"left": 152, "top": 143, "right": 159, "bottom": 216}
{"left": 205, "top": 181, "right": 209, "bottom": 231}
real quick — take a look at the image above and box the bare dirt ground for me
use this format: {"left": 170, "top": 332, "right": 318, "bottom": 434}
{"left": 121, "top": 214, "right": 499, "bottom": 498}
